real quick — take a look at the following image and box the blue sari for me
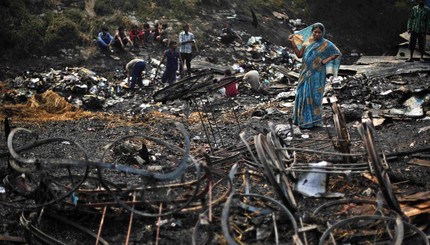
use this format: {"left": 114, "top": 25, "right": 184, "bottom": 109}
{"left": 293, "top": 25, "right": 341, "bottom": 128}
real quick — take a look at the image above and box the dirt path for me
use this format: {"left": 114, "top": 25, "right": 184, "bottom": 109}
{"left": 85, "top": 0, "right": 96, "bottom": 18}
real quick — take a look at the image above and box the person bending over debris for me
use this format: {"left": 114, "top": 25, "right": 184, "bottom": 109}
{"left": 97, "top": 26, "right": 114, "bottom": 52}
{"left": 220, "top": 23, "right": 242, "bottom": 44}
{"left": 125, "top": 58, "right": 146, "bottom": 91}
{"left": 243, "top": 69, "right": 268, "bottom": 94}
{"left": 179, "top": 24, "right": 198, "bottom": 77}
{"left": 288, "top": 22, "right": 341, "bottom": 129}
{"left": 157, "top": 41, "right": 182, "bottom": 85}
{"left": 406, "top": 0, "right": 430, "bottom": 62}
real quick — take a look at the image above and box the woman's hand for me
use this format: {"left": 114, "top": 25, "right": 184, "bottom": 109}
{"left": 288, "top": 34, "right": 294, "bottom": 43}
{"left": 321, "top": 56, "right": 338, "bottom": 65}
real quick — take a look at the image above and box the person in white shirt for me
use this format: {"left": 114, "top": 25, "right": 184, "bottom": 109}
{"left": 179, "top": 24, "right": 198, "bottom": 77}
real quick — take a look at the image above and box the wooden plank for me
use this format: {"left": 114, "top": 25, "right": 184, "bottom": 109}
{"left": 355, "top": 56, "right": 398, "bottom": 65}
{"left": 401, "top": 200, "right": 430, "bottom": 217}
{"left": 408, "top": 158, "right": 430, "bottom": 168}
{"left": 0, "top": 235, "right": 26, "bottom": 243}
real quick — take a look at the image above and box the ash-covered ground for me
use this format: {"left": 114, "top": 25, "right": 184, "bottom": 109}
{"left": 0, "top": 9, "right": 429, "bottom": 245}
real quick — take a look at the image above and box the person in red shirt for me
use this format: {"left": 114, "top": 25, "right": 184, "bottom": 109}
{"left": 129, "top": 24, "right": 143, "bottom": 48}
{"left": 223, "top": 69, "right": 239, "bottom": 97}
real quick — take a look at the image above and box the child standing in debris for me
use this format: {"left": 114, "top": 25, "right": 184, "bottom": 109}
{"left": 288, "top": 23, "right": 341, "bottom": 128}
{"left": 125, "top": 58, "right": 146, "bottom": 91}
{"left": 157, "top": 41, "right": 182, "bottom": 85}
{"left": 406, "top": 0, "right": 430, "bottom": 62}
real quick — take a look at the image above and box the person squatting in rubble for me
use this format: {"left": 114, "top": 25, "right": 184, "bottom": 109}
{"left": 221, "top": 69, "right": 239, "bottom": 97}
{"left": 179, "top": 24, "right": 198, "bottom": 77}
{"left": 125, "top": 58, "right": 146, "bottom": 91}
{"left": 97, "top": 26, "right": 114, "bottom": 52}
{"left": 288, "top": 22, "right": 341, "bottom": 129}
{"left": 113, "top": 26, "right": 133, "bottom": 51}
{"left": 156, "top": 23, "right": 169, "bottom": 47}
{"left": 129, "top": 25, "right": 144, "bottom": 48}
{"left": 142, "top": 23, "right": 154, "bottom": 47}
{"left": 157, "top": 41, "right": 183, "bottom": 85}
{"left": 406, "top": 0, "right": 430, "bottom": 62}
{"left": 220, "top": 22, "right": 242, "bottom": 44}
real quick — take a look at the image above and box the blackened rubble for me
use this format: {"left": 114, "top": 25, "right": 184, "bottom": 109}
{"left": 1, "top": 11, "right": 430, "bottom": 245}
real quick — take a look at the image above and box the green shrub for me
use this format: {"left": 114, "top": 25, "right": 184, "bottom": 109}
{"left": 94, "top": 0, "right": 114, "bottom": 16}
{"left": 12, "top": 15, "right": 45, "bottom": 57}
{"left": 44, "top": 15, "right": 81, "bottom": 52}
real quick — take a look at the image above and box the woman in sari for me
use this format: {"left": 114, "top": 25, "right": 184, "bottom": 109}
{"left": 288, "top": 23, "right": 341, "bottom": 128}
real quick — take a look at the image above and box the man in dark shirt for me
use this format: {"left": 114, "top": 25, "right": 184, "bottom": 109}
{"left": 406, "top": 0, "right": 430, "bottom": 62}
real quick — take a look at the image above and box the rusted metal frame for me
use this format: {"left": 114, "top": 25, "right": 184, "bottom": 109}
{"left": 286, "top": 168, "right": 368, "bottom": 174}
{"left": 204, "top": 93, "right": 225, "bottom": 147}
{"left": 221, "top": 163, "right": 243, "bottom": 245}
{"left": 182, "top": 166, "right": 231, "bottom": 213}
{"left": 96, "top": 206, "right": 107, "bottom": 245}
{"left": 287, "top": 139, "right": 339, "bottom": 153}
{"left": 152, "top": 71, "right": 215, "bottom": 103}
{"left": 267, "top": 122, "right": 292, "bottom": 161}
{"left": 317, "top": 215, "right": 428, "bottom": 245}
{"left": 261, "top": 131, "right": 298, "bottom": 207}
{"left": 222, "top": 193, "right": 300, "bottom": 244}
{"left": 277, "top": 147, "right": 365, "bottom": 157}
{"left": 227, "top": 97, "right": 242, "bottom": 134}
{"left": 20, "top": 211, "right": 109, "bottom": 245}
{"left": 288, "top": 165, "right": 368, "bottom": 171}
{"left": 7, "top": 128, "right": 88, "bottom": 169}
{"left": 155, "top": 203, "right": 163, "bottom": 245}
{"left": 64, "top": 179, "right": 202, "bottom": 208}
{"left": 358, "top": 120, "right": 403, "bottom": 216}
{"left": 5, "top": 127, "right": 90, "bottom": 209}
{"left": 240, "top": 132, "right": 263, "bottom": 173}
{"left": 0, "top": 235, "right": 26, "bottom": 243}
{"left": 97, "top": 161, "right": 201, "bottom": 217}
{"left": 254, "top": 134, "right": 297, "bottom": 211}
{"left": 327, "top": 98, "right": 352, "bottom": 163}
{"left": 233, "top": 165, "right": 272, "bottom": 215}
{"left": 125, "top": 193, "right": 136, "bottom": 245}
{"left": 0, "top": 133, "right": 76, "bottom": 158}
{"left": 98, "top": 123, "right": 189, "bottom": 181}
{"left": 66, "top": 165, "right": 223, "bottom": 214}
{"left": 191, "top": 96, "right": 216, "bottom": 153}
{"left": 292, "top": 162, "right": 367, "bottom": 167}
{"left": 201, "top": 94, "right": 223, "bottom": 147}
{"left": 93, "top": 123, "right": 201, "bottom": 217}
